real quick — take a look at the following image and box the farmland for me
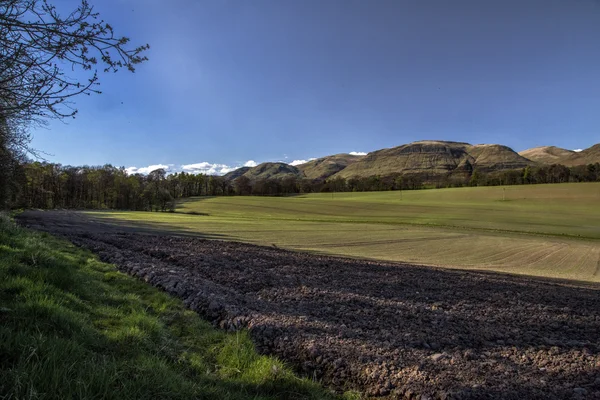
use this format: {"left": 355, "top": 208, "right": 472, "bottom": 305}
{"left": 16, "top": 196, "right": 600, "bottom": 398}
{"left": 85, "top": 182, "right": 600, "bottom": 282}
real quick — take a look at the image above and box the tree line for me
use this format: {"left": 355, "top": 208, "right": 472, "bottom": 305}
{"left": 235, "top": 163, "right": 600, "bottom": 195}
{"left": 14, "top": 163, "right": 235, "bottom": 211}
{"left": 7, "top": 161, "right": 600, "bottom": 210}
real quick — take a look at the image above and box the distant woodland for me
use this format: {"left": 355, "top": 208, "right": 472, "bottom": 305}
{"left": 7, "top": 161, "right": 600, "bottom": 211}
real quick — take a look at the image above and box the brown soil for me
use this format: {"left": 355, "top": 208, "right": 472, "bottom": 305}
{"left": 17, "top": 211, "right": 600, "bottom": 399}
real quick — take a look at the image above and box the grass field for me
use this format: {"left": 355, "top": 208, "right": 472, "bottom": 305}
{"left": 0, "top": 215, "right": 341, "bottom": 399}
{"left": 88, "top": 183, "right": 600, "bottom": 282}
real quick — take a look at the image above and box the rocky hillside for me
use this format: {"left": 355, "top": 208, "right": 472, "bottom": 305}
{"left": 333, "top": 141, "right": 533, "bottom": 179}
{"left": 296, "top": 153, "right": 364, "bottom": 180}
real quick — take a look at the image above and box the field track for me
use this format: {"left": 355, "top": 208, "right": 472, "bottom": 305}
{"left": 17, "top": 210, "right": 600, "bottom": 399}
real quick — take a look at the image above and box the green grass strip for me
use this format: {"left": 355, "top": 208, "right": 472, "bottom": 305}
{"left": 0, "top": 214, "right": 350, "bottom": 400}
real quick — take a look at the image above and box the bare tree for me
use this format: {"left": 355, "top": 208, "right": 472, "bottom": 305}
{"left": 0, "top": 0, "right": 149, "bottom": 123}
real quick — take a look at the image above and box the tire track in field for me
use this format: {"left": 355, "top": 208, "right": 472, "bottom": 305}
{"left": 316, "top": 234, "right": 471, "bottom": 248}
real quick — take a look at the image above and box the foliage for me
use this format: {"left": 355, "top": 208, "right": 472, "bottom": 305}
{"left": 0, "top": 215, "right": 337, "bottom": 399}
{"left": 17, "top": 163, "right": 232, "bottom": 210}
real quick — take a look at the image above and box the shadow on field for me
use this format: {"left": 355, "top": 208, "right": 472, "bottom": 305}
{"left": 15, "top": 210, "right": 230, "bottom": 241}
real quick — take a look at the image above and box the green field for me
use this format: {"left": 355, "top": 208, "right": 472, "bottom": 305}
{"left": 89, "top": 183, "right": 600, "bottom": 282}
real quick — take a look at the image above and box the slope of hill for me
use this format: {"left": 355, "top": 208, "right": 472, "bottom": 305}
{"left": 519, "top": 144, "right": 600, "bottom": 166}
{"left": 333, "top": 141, "right": 469, "bottom": 179}
{"left": 296, "top": 153, "right": 364, "bottom": 180}
{"left": 467, "top": 144, "right": 533, "bottom": 171}
{"left": 563, "top": 144, "right": 600, "bottom": 166}
{"left": 518, "top": 146, "right": 576, "bottom": 165}
{"left": 241, "top": 162, "right": 302, "bottom": 181}
{"left": 223, "top": 166, "right": 251, "bottom": 181}
{"left": 333, "top": 141, "right": 532, "bottom": 179}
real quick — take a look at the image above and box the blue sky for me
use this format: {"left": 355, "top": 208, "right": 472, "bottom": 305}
{"left": 31, "top": 0, "right": 600, "bottom": 174}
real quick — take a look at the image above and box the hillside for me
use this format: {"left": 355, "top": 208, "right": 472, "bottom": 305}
{"left": 296, "top": 153, "right": 364, "bottom": 180}
{"left": 518, "top": 146, "right": 576, "bottom": 165}
{"left": 333, "top": 141, "right": 532, "bottom": 179}
{"left": 223, "top": 166, "right": 251, "bottom": 180}
{"left": 519, "top": 144, "right": 600, "bottom": 166}
{"left": 224, "top": 141, "right": 599, "bottom": 183}
{"left": 467, "top": 144, "right": 533, "bottom": 171}
{"left": 563, "top": 144, "right": 600, "bottom": 166}
{"left": 240, "top": 162, "right": 302, "bottom": 181}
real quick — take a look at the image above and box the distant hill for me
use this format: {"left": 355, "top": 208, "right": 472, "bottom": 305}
{"left": 519, "top": 144, "right": 600, "bottom": 166}
{"left": 518, "top": 146, "right": 576, "bottom": 165}
{"left": 332, "top": 141, "right": 532, "bottom": 179}
{"left": 223, "top": 167, "right": 251, "bottom": 181}
{"left": 240, "top": 162, "right": 302, "bottom": 181}
{"left": 569, "top": 144, "right": 600, "bottom": 166}
{"left": 296, "top": 153, "right": 364, "bottom": 180}
{"left": 224, "top": 141, "right": 599, "bottom": 183}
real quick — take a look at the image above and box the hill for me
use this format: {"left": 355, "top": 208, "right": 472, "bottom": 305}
{"left": 333, "top": 141, "right": 532, "bottom": 179}
{"left": 225, "top": 141, "right": 598, "bottom": 183}
{"left": 518, "top": 146, "right": 576, "bottom": 165}
{"left": 240, "top": 162, "right": 302, "bottom": 181}
{"left": 563, "top": 144, "right": 600, "bottom": 166}
{"left": 296, "top": 153, "right": 364, "bottom": 180}
{"left": 223, "top": 166, "right": 251, "bottom": 181}
{"left": 467, "top": 144, "right": 534, "bottom": 171}
{"left": 519, "top": 144, "right": 600, "bottom": 166}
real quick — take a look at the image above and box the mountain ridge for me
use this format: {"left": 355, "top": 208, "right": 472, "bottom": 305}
{"left": 226, "top": 141, "right": 599, "bottom": 182}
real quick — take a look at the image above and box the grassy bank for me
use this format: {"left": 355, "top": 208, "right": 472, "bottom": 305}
{"left": 0, "top": 215, "right": 340, "bottom": 399}
{"left": 88, "top": 183, "right": 600, "bottom": 282}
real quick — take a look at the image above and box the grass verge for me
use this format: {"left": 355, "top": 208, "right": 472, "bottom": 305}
{"left": 0, "top": 214, "right": 343, "bottom": 400}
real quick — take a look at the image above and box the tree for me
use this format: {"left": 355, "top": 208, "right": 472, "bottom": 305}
{"left": 469, "top": 170, "right": 480, "bottom": 187}
{"left": 0, "top": 0, "right": 149, "bottom": 123}
{"left": 0, "top": 0, "right": 148, "bottom": 208}
{"left": 522, "top": 166, "right": 531, "bottom": 184}
{"left": 234, "top": 175, "right": 252, "bottom": 195}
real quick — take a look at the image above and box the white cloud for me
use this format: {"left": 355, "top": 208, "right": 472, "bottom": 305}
{"left": 124, "top": 159, "right": 262, "bottom": 177}
{"left": 181, "top": 162, "right": 236, "bottom": 175}
{"left": 289, "top": 158, "right": 316, "bottom": 166}
{"left": 573, "top": 149, "right": 583, "bottom": 152}
{"left": 125, "top": 164, "right": 171, "bottom": 175}
{"left": 349, "top": 151, "right": 367, "bottom": 156}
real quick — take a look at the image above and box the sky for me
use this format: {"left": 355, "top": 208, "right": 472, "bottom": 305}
{"left": 30, "top": 0, "right": 600, "bottom": 175}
